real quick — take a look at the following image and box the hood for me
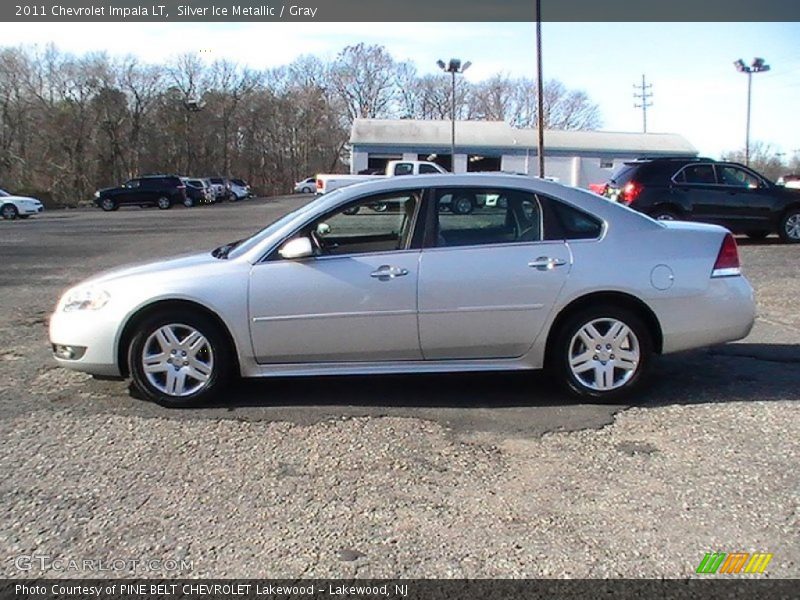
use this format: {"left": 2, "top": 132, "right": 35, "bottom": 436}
{"left": 3, "top": 195, "right": 40, "bottom": 203}
{"left": 83, "top": 251, "right": 221, "bottom": 286}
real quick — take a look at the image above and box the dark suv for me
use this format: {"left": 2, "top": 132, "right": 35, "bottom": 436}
{"left": 94, "top": 175, "right": 187, "bottom": 211}
{"left": 603, "top": 157, "right": 800, "bottom": 243}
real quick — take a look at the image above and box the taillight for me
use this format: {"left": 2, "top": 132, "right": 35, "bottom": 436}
{"left": 711, "top": 233, "right": 740, "bottom": 277}
{"left": 620, "top": 181, "right": 643, "bottom": 204}
{"left": 316, "top": 178, "right": 322, "bottom": 191}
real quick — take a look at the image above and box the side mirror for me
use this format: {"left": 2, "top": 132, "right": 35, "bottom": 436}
{"left": 278, "top": 237, "right": 314, "bottom": 260}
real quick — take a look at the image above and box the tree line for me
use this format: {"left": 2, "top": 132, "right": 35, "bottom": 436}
{"left": 0, "top": 43, "right": 606, "bottom": 206}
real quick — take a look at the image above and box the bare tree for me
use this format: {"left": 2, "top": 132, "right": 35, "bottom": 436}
{"left": 328, "top": 43, "right": 397, "bottom": 124}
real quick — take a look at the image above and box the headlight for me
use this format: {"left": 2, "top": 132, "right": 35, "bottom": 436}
{"left": 94, "top": 191, "right": 100, "bottom": 198}
{"left": 60, "top": 287, "right": 110, "bottom": 312}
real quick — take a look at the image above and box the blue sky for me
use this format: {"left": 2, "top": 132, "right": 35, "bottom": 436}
{"left": 3, "top": 21, "right": 798, "bottom": 158}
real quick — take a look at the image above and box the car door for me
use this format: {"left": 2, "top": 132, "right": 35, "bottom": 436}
{"left": 248, "top": 189, "right": 424, "bottom": 363}
{"left": 670, "top": 163, "right": 728, "bottom": 224}
{"left": 716, "top": 164, "right": 775, "bottom": 231}
{"left": 417, "top": 187, "right": 572, "bottom": 360}
{"left": 118, "top": 179, "right": 141, "bottom": 205}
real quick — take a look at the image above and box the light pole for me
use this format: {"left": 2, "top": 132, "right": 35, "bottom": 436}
{"left": 535, "top": 0, "right": 545, "bottom": 178}
{"left": 734, "top": 57, "right": 770, "bottom": 166}
{"left": 437, "top": 58, "right": 471, "bottom": 172}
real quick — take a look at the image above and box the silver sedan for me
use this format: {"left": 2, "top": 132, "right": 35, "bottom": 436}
{"left": 49, "top": 174, "right": 755, "bottom": 407}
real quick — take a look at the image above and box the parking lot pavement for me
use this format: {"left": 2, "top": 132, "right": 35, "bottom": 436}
{"left": 1, "top": 198, "right": 798, "bottom": 578}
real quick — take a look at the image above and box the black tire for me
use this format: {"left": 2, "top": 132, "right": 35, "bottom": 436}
{"left": 649, "top": 208, "right": 678, "bottom": 221}
{"left": 2, "top": 204, "right": 19, "bottom": 220}
{"left": 128, "top": 309, "right": 234, "bottom": 408}
{"left": 183, "top": 197, "right": 194, "bottom": 208}
{"left": 549, "top": 305, "right": 654, "bottom": 402}
{"left": 746, "top": 230, "right": 769, "bottom": 240}
{"left": 370, "top": 202, "right": 389, "bottom": 213}
{"left": 778, "top": 208, "right": 800, "bottom": 244}
{"left": 100, "top": 197, "right": 117, "bottom": 212}
{"left": 451, "top": 194, "right": 476, "bottom": 215}
{"left": 156, "top": 196, "right": 172, "bottom": 210}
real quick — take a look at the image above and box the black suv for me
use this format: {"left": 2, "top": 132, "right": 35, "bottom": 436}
{"left": 603, "top": 157, "right": 800, "bottom": 243}
{"left": 94, "top": 175, "right": 187, "bottom": 211}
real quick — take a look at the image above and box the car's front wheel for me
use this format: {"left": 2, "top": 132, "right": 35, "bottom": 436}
{"left": 2, "top": 204, "right": 19, "bottom": 220}
{"left": 550, "top": 305, "right": 653, "bottom": 401}
{"left": 128, "top": 310, "right": 234, "bottom": 407}
{"left": 779, "top": 208, "right": 800, "bottom": 243}
{"left": 183, "top": 197, "right": 194, "bottom": 208}
{"left": 157, "top": 196, "right": 172, "bottom": 210}
{"left": 100, "top": 198, "right": 117, "bottom": 212}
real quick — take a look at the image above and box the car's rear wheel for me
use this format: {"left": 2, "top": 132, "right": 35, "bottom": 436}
{"left": 778, "top": 209, "right": 800, "bottom": 243}
{"left": 157, "top": 196, "right": 172, "bottom": 210}
{"left": 550, "top": 305, "right": 653, "bottom": 401}
{"left": 183, "top": 197, "right": 194, "bottom": 208}
{"left": 100, "top": 198, "right": 117, "bottom": 212}
{"left": 649, "top": 208, "right": 678, "bottom": 221}
{"left": 451, "top": 194, "right": 476, "bottom": 215}
{"left": 2, "top": 204, "right": 19, "bottom": 220}
{"left": 128, "top": 310, "right": 233, "bottom": 407}
{"left": 746, "top": 230, "right": 769, "bottom": 240}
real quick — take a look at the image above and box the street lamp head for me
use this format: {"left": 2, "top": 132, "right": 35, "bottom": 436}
{"left": 436, "top": 59, "right": 446, "bottom": 70}
{"left": 448, "top": 58, "right": 462, "bottom": 72}
{"left": 461, "top": 61, "right": 472, "bottom": 73}
{"left": 734, "top": 59, "right": 747, "bottom": 73}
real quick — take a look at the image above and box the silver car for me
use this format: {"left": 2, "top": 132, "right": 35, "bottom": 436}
{"left": 49, "top": 174, "right": 755, "bottom": 407}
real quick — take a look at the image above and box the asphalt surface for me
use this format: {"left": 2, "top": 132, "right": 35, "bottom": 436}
{"left": 1, "top": 195, "right": 798, "bottom": 578}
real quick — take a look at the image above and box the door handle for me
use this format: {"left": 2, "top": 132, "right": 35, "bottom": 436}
{"left": 370, "top": 265, "right": 409, "bottom": 280}
{"left": 528, "top": 256, "right": 567, "bottom": 271}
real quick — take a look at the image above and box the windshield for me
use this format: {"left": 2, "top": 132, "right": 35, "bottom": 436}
{"left": 0, "top": 189, "right": 9, "bottom": 197}
{"left": 217, "top": 192, "right": 340, "bottom": 260}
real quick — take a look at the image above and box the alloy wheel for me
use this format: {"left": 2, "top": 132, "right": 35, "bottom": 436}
{"left": 785, "top": 213, "right": 800, "bottom": 240}
{"left": 568, "top": 318, "right": 640, "bottom": 392}
{"left": 141, "top": 323, "right": 214, "bottom": 397}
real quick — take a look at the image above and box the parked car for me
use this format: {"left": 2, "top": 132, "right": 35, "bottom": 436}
{"left": 94, "top": 175, "right": 187, "bottom": 211}
{"left": 294, "top": 177, "right": 316, "bottom": 194}
{"left": 0, "top": 189, "right": 44, "bottom": 220}
{"left": 181, "top": 178, "right": 214, "bottom": 206}
{"left": 315, "top": 160, "right": 448, "bottom": 195}
{"left": 602, "top": 157, "right": 800, "bottom": 243}
{"left": 208, "top": 177, "right": 232, "bottom": 202}
{"left": 229, "top": 178, "right": 252, "bottom": 201}
{"left": 777, "top": 174, "right": 800, "bottom": 190}
{"left": 50, "top": 173, "right": 755, "bottom": 407}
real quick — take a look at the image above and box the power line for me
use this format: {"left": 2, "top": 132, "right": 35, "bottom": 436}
{"left": 633, "top": 74, "right": 653, "bottom": 133}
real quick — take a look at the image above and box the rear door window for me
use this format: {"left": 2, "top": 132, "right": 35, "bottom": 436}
{"left": 433, "top": 188, "right": 542, "bottom": 248}
{"left": 675, "top": 164, "right": 717, "bottom": 185}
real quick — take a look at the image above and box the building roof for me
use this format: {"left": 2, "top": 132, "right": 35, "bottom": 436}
{"left": 350, "top": 118, "right": 697, "bottom": 155}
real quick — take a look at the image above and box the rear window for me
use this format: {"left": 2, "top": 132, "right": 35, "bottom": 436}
{"left": 608, "top": 163, "right": 639, "bottom": 186}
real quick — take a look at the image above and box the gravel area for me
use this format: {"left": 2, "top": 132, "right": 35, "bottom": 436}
{"left": 1, "top": 401, "right": 798, "bottom": 578}
{"left": 1, "top": 200, "right": 798, "bottom": 579}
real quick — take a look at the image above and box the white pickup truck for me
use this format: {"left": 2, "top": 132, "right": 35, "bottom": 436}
{"left": 315, "top": 160, "right": 448, "bottom": 195}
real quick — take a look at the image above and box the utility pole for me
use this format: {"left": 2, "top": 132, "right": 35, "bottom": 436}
{"left": 633, "top": 74, "right": 653, "bottom": 133}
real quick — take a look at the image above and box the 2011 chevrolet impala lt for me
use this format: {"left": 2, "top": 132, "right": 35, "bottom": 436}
{"left": 49, "top": 174, "right": 756, "bottom": 407}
